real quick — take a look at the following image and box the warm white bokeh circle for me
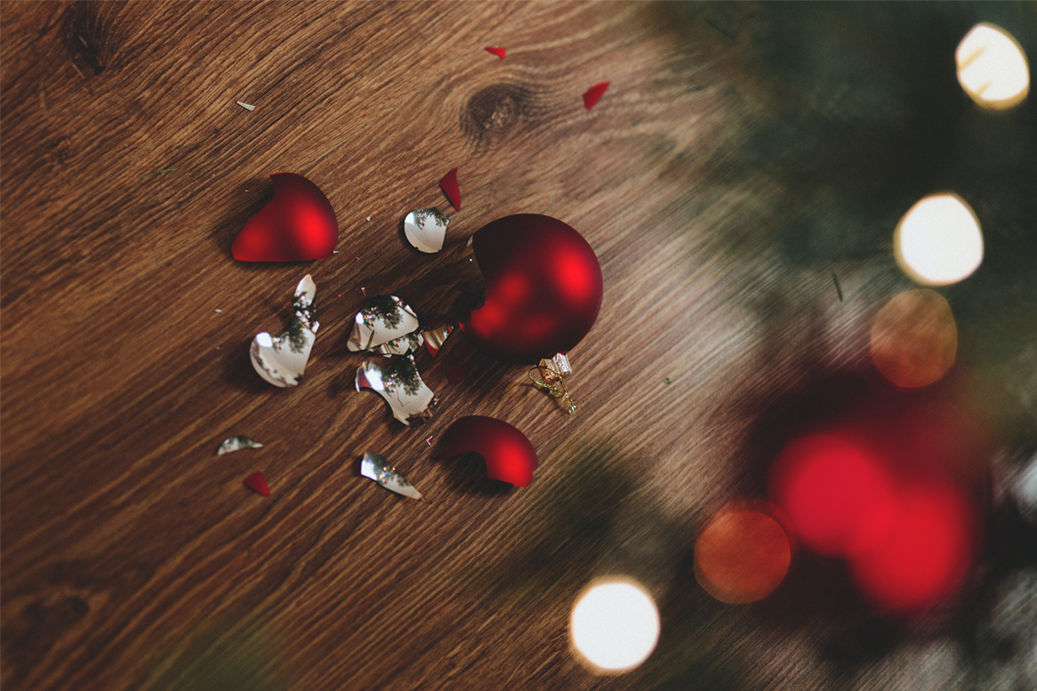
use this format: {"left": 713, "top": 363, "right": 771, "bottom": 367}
{"left": 569, "top": 578, "right": 660, "bottom": 673}
{"left": 956, "top": 23, "right": 1030, "bottom": 109}
{"left": 894, "top": 193, "right": 983, "bottom": 286}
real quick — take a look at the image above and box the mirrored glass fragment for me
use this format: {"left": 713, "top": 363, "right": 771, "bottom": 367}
{"left": 250, "top": 275, "right": 320, "bottom": 388}
{"left": 347, "top": 295, "right": 420, "bottom": 352}
{"left": 403, "top": 208, "right": 449, "bottom": 253}
{"left": 218, "top": 435, "right": 264, "bottom": 455}
{"left": 360, "top": 451, "right": 422, "bottom": 499}
{"left": 356, "top": 354, "right": 437, "bottom": 426}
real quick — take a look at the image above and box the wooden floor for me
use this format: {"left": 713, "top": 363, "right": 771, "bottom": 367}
{"left": 3, "top": 2, "right": 1036, "bottom": 690}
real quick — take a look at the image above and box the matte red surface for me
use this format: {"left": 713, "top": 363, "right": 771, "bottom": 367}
{"left": 582, "top": 81, "right": 610, "bottom": 110}
{"left": 231, "top": 172, "right": 338, "bottom": 262}
{"left": 433, "top": 416, "right": 538, "bottom": 487}
{"left": 461, "top": 214, "right": 603, "bottom": 364}
{"left": 243, "top": 471, "right": 270, "bottom": 497}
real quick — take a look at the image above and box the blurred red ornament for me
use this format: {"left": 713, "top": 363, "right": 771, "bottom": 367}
{"left": 461, "top": 214, "right": 603, "bottom": 364}
{"left": 433, "top": 415, "right": 538, "bottom": 486}
{"left": 484, "top": 46, "right": 506, "bottom": 59}
{"left": 231, "top": 172, "right": 338, "bottom": 262}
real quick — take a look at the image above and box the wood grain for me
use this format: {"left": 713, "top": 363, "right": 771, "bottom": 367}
{"left": 3, "top": 2, "right": 1037, "bottom": 690}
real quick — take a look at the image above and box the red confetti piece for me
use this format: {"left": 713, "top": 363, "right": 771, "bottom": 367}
{"left": 484, "top": 46, "right": 506, "bottom": 59}
{"left": 440, "top": 167, "right": 461, "bottom": 211}
{"left": 243, "top": 472, "right": 270, "bottom": 497}
{"left": 446, "top": 363, "right": 470, "bottom": 383}
{"left": 583, "top": 81, "right": 610, "bottom": 111}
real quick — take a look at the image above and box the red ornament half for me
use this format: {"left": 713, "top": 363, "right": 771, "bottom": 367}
{"left": 231, "top": 172, "right": 338, "bottom": 262}
{"left": 433, "top": 416, "right": 538, "bottom": 487}
{"left": 461, "top": 214, "right": 603, "bottom": 364}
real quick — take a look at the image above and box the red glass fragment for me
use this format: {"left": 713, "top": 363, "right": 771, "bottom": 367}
{"left": 583, "top": 81, "right": 610, "bottom": 110}
{"left": 433, "top": 416, "right": 538, "bottom": 487}
{"left": 445, "top": 363, "right": 470, "bottom": 383}
{"left": 439, "top": 167, "right": 461, "bottom": 210}
{"left": 484, "top": 47, "right": 506, "bottom": 59}
{"left": 243, "top": 471, "right": 270, "bottom": 496}
{"left": 231, "top": 173, "right": 338, "bottom": 262}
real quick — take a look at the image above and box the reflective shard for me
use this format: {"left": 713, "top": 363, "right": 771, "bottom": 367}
{"left": 422, "top": 324, "right": 454, "bottom": 357}
{"left": 360, "top": 451, "right": 422, "bottom": 499}
{"left": 347, "top": 295, "right": 420, "bottom": 353}
{"left": 403, "top": 208, "right": 449, "bottom": 254}
{"left": 243, "top": 471, "right": 270, "bottom": 496}
{"left": 377, "top": 331, "right": 425, "bottom": 357}
{"left": 250, "top": 275, "right": 319, "bottom": 387}
{"left": 356, "top": 355, "right": 437, "bottom": 426}
{"left": 218, "top": 435, "right": 264, "bottom": 455}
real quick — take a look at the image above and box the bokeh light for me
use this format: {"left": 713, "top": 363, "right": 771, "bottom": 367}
{"left": 694, "top": 507, "right": 791, "bottom": 604}
{"left": 851, "top": 483, "right": 975, "bottom": 612}
{"left": 769, "top": 434, "right": 897, "bottom": 558}
{"left": 570, "top": 578, "right": 660, "bottom": 673}
{"left": 894, "top": 193, "right": 983, "bottom": 285}
{"left": 956, "top": 23, "right": 1030, "bottom": 110}
{"left": 870, "top": 289, "right": 957, "bottom": 388}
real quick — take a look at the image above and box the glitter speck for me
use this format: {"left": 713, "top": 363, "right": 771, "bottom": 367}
{"left": 664, "top": 378, "right": 672, "bottom": 385}
{"left": 426, "top": 435, "right": 434, "bottom": 446}
{"left": 215, "top": 309, "right": 223, "bottom": 314}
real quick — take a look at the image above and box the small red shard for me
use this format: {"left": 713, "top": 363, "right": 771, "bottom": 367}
{"left": 440, "top": 167, "right": 461, "bottom": 211}
{"left": 243, "top": 472, "right": 270, "bottom": 497}
{"left": 583, "top": 81, "right": 610, "bottom": 110}
{"left": 446, "top": 363, "right": 470, "bottom": 383}
{"left": 484, "top": 47, "right": 506, "bottom": 59}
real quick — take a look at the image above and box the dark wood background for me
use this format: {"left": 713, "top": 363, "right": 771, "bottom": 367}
{"left": 3, "top": 2, "right": 1037, "bottom": 690}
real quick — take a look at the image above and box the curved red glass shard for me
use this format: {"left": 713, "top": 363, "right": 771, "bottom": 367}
{"left": 439, "top": 167, "right": 460, "bottom": 211}
{"left": 433, "top": 416, "right": 537, "bottom": 487}
{"left": 243, "top": 471, "right": 270, "bottom": 497}
{"left": 484, "top": 47, "right": 506, "bottom": 59}
{"left": 583, "top": 81, "right": 610, "bottom": 110}
{"left": 231, "top": 172, "right": 338, "bottom": 262}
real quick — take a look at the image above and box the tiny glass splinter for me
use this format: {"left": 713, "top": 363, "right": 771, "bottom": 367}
{"left": 360, "top": 451, "right": 422, "bottom": 499}
{"left": 250, "top": 275, "right": 319, "bottom": 387}
{"left": 347, "top": 295, "right": 420, "bottom": 353}
{"left": 218, "top": 436, "right": 264, "bottom": 455}
{"left": 356, "top": 354, "right": 437, "bottom": 426}
{"left": 403, "top": 208, "right": 449, "bottom": 253}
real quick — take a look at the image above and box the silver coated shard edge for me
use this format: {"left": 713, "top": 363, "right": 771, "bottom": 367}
{"left": 403, "top": 208, "right": 449, "bottom": 254}
{"left": 250, "top": 274, "right": 319, "bottom": 387}
{"left": 347, "top": 295, "right": 420, "bottom": 353}
{"left": 217, "top": 435, "right": 264, "bottom": 455}
{"left": 355, "top": 354, "right": 437, "bottom": 426}
{"left": 360, "top": 451, "right": 422, "bottom": 499}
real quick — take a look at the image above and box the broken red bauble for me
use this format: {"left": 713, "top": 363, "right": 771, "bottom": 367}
{"left": 231, "top": 172, "right": 338, "bottom": 262}
{"left": 433, "top": 416, "right": 538, "bottom": 487}
{"left": 583, "top": 81, "right": 610, "bottom": 110}
{"left": 243, "top": 471, "right": 270, "bottom": 496}
{"left": 461, "top": 214, "right": 603, "bottom": 364}
{"left": 440, "top": 167, "right": 461, "bottom": 210}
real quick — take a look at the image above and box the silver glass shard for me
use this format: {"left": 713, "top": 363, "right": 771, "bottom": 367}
{"left": 217, "top": 435, "right": 264, "bottom": 455}
{"left": 347, "top": 295, "right": 420, "bottom": 352}
{"left": 422, "top": 324, "right": 454, "bottom": 358}
{"left": 377, "top": 331, "right": 425, "bottom": 357}
{"left": 250, "top": 274, "right": 320, "bottom": 388}
{"left": 355, "top": 354, "right": 437, "bottom": 426}
{"left": 360, "top": 451, "right": 422, "bottom": 499}
{"left": 403, "top": 208, "right": 449, "bottom": 253}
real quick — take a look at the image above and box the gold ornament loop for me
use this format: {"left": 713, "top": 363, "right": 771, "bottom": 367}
{"left": 528, "top": 354, "right": 577, "bottom": 414}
